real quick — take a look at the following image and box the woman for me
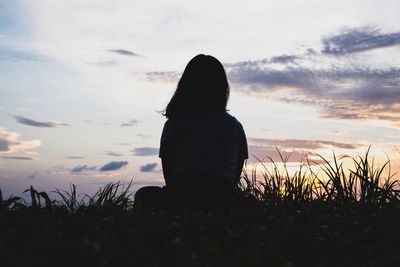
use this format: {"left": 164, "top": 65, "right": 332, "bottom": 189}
{"left": 135, "top": 54, "right": 248, "bottom": 208}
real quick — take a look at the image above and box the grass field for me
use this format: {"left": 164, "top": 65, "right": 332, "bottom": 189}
{"left": 1, "top": 149, "right": 400, "bottom": 267}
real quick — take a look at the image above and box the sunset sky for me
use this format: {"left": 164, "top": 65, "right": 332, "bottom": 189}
{"left": 1, "top": 0, "right": 400, "bottom": 197}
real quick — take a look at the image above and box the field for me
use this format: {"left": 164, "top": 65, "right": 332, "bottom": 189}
{"left": 1, "top": 149, "right": 400, "bottom": 267}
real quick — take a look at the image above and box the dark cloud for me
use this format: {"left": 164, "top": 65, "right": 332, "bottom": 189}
{"left": 228, "top": 65, "right": 317, "bottom": 91}
{"left": 131, "top": 147, "right": 159, "bottom": 156}
{"left": 13, "top": 115, "right": 70, "bottom": 128}
{"left": 71, "top": 165, "right": 96, "bottom": 173}
{"left": 322, "top": 26, "right": 400, "bottom": 55}
{"left": 0, "top": 156, "right": 35, "bottom": 160}
{"left": 140, "top": 162, "right": 158, "bottom": 172}
{"left": 106, "top": 151, "right": 123, "bottom": 157}
{"left": 99, "top": 161, "right": 128, "bottom": 172}
{"left": 27, "top": 174, "right": 36, "bottom": 179}
{"left": 227, "top": 57, "right": 400, "bottom": 124}
{"left": 248, "top": 138, "right": 362, "bottom": 150}
{"left": 65, "top": 156, "right": 85, "bottom": 159}
{"left": 0, "top": 139, "right": 10, "bottom": 152}
{"left": 108, "top": 49, "right": 139, "bottom": 57}
{"left": 120, "top": 119, "right": 139, "bottom": 127}
{"left": 270, "top": 55, "right": 299, "bottom": 64}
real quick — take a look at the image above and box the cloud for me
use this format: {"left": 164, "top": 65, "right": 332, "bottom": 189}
{"left": 108, "top": 49, "right": 139, "bottom": 57}
{"left": 71, "top": 165, "right": 97, "bottom": 173}
{"left": 225, "top": 26, "right": 400, "bottom": 125}
{"left": 90, "top": 59, "right": 118, "bottom": 67}
{"left": 13, "top": 115, "right": 70, "bottom": 128}
{"left": 115, "top": 142, "right": 131, "bottom": 146}
{"left": 16, "top": 107, "right": 33, "bottom": 112}
{"left": 248, "top": 138, "right": 362, "bottom": 150}
{"left": 322, "top": 26, "right": 400, "bottom": 55}
{"left": 120, "top": 119, "right": 139, "bottom": 127}
{"left": 320, "top": 101, "right": 400, "bottom": 123}
{"left": 270, "top": 55, "right": 299, "bottom": 64}
{"left": 248, "top": 145, "right": 322, "bottom": 164}
{"left": 137, "top": 133, "right": 151, "bottom": 138}
{"left": 228, "top": 64, "right": 315, "bottom": 91}
{"left": 99, "top": 161, "right": 128, "bottom": 171}
{"left": 140, "top": 162, "right": 158, "bottom": 172}
{"left": 229, "top": 62, "right": 400, "bottom": 124}
{"left": 27, "top": 174, "right": 36, "bottom": 179}
{"left": 65, "top": 156, "right": 85, "bottom": 159}
{"left": 106, "top": 151, "right": 123, "bottom": 157}
{"left": 131, "top": 147, "right": 159, "bottom": 156}
{"left": 0, "top": 130, "right": 41, "bottom": 153}
{"left": 0, "top": 45, "right": 46, "bottom": 62}
{"left": 246, "top": 138, "right": 363, "bottom": 164}
{"left": 0, "top": 156, "right": 35, "bottom": 160}
{"left": 146, "top": 71, "right": 181, "bottom": 83}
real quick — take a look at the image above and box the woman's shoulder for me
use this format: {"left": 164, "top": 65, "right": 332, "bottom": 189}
{"left": 164, "top": 111, "right": 244, "bottom": 129}
{"left": 223, "top": 112, "right": 244, "bottom": 128}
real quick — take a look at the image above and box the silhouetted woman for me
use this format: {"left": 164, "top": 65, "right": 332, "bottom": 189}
{"left": 135, "top": 54, "right": 248, "bottom": 208}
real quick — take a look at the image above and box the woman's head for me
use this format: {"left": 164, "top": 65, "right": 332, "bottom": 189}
{"left": 163, "top": 54, "right": 230, "bottom": 118}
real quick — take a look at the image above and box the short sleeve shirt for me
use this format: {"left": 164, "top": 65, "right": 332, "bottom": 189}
{"left": 159, "top": 111, "right": 248, "bottom": 179}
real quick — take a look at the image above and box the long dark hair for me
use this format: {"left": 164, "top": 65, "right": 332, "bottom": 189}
{"left": 163, "top": 54, "right": 230, "bottom": 118}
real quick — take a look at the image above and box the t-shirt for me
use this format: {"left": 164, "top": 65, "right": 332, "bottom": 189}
{"left": 159, "top": 111, "right": 248, "bottom": 181}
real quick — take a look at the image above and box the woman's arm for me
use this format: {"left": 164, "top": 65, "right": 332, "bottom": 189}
{"left": 234, "top": 122, "right": 248, "bottom": 187}
{"left": 234, "top": 158, "right": 245, "bottom": 187}
{"left": 161, "top": 158, "right": 176, "bottom": 187}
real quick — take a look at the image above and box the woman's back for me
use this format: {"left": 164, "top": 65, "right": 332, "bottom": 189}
{"left": 159, "top": 111, "right": 248, "bottom": 188}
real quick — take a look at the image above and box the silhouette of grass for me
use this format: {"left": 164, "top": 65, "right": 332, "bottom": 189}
{"left": 240, "top": 147, "right": 399, "bottom": 207}
{"left": 1, "top": 148, "right": 400, "bottom": 266}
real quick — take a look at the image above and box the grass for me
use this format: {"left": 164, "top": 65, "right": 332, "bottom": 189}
{"left": 240, "top": 149, "right": 399, "bottom": 208}
{"left": 1, "top": 148, "right": 400, "bottom": 266}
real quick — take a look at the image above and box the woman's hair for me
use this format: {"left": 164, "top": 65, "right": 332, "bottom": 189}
{"left": 162, "top": 54, "right": 230, "bottom": 118}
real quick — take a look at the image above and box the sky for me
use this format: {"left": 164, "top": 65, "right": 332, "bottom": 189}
{"left": 1, "top": 0, "right": 400, "bottom": 197}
